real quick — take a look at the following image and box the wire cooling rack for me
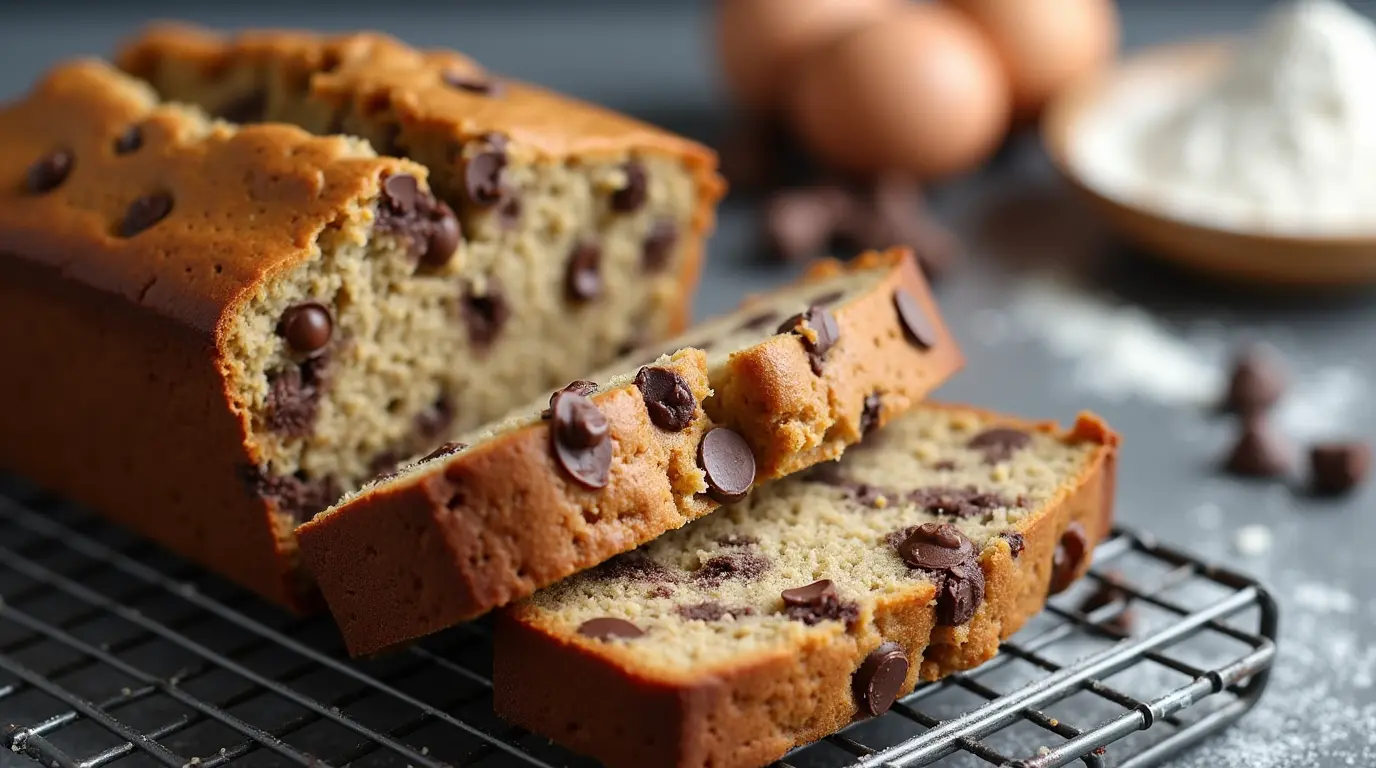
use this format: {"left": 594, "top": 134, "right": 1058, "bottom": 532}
{"left": 0, "top": 475, "right": 1276, "bottom": 768}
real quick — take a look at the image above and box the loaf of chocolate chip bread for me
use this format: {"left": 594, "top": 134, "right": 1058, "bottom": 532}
{"left": 297, "top": 249, "right": 962, "bottom": 655}
{"left": 117, "top": 23, "right": 723, "bottom": 376}
{"left": 494, "top": 404, "right": 1119, "bottom": 768}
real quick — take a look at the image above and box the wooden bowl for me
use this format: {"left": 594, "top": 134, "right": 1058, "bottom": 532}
{"left": 1042, "top": 38, "right": 1376, "bottom": 288}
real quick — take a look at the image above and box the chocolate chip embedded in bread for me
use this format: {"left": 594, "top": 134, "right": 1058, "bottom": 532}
{"left": 860, "top": 392, "right": 882, "bottom": 435}
{"left": 893, "top": 288, "right": 936, "bottom": 350}
{"left": 239, "top": 465, "right": 341, "bottom": 524}
{"left": 697, "top": 428, "right": 756, "bottom": 504}
{"left": 895, "top": 522, "right": 973, "bottom": 571}
{"left": 463, "top": 138, "right": 509, "bottom": 206}
{"left": 1049, "top": 521, "right": 1089, "bottom": 595}
{"left": 549, "top": 391, "right": 613, "bottom": 489}
{"left": 565, "top": 242, "right": 603, "bottom": 302}
{"left": 968, "top": 427, "right": 1032, "bottom": 463}
{"left": 421, "top": 202, "right": 462, "bottom": 268}
{"left": 441, "top": 70, "right": 503, "bottom": 96}
{"left": 377, "top": 174, "right": 462, "bottom": 268}
{"left": 25, "top": 148, "right": 73, "bottom": 193}
{"left": 1222, "top": 418, "right": 1291, "bottom": 478}
{"left": 461, "top": 283, "right": 510, "bottom": 348}
{"left": 592, "top": 551, "right": 681, "bottom": 583}
{"left": 577, "top": 617, "right": 644, "bottom": 640}
{"left": 612, "top": 160, "right": 648, "bottom": 212}
{"left": 634, "top": 367, "right": 696, "bottom": 432}
{"left": 118, "top": 192, "right": 174, "bottom": 236}
{"left": 853, "top": 642, "right": 909, "bottom": 717}
{"left": 781, "top": 579, "right": 860, "bottom": 627}
{"left": 114, "top": 125, "right": 143, "bottom": 155}
{"left": 937, "top": 560, "right": 985, "bottom": 626}
{"left": 1223, "top": 346, "right": 1286, "bottom": 416}
{"left": 542, "top": 380, "right": 599, "bottom": 419}
{"left": 907, "top": 486, "right": 1014, "bottom": 518}
{"left": 777, "top": 306, "right": 841, "bottom": 376}
{"left": 693, "top": 550, "right": 769, "bottom": 586}
{"left": 420, "top": 441, "right": 467, "bottom": 463}
{"left": 781, "top": 579, "right": 837, "bottom": 607}
{"left": 999, "top": 531, "right": 1026, "bottom": 558}
{"left": 1308, "top": 441, "right": 1372, "bottom": 496}
{"left": 278, "top": 303, "right": 333, "bottom": 356}
{"left": 642, "top": 220, "right": 678, "bottom": 272}
{"left": 265, "top": 360, "right": 326, "bottom": 437}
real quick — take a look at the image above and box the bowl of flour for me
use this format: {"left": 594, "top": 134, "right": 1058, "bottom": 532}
{"left": 1043, "top": 0, "right": 1376, "bottom": 287}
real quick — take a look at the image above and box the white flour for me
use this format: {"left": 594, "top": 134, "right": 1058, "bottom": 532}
{"left": 1073, "top": 0, "right": 1376, "bottom": 235}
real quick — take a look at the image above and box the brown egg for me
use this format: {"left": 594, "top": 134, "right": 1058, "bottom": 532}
{"left": 716, "top": 0, "right": 903, "bottom": 111}
{"left": 787, "top": 4, "right": 1012, "bottom": 179}
{"left": 943, "top": 0, "right": 1120, "bottom": 118}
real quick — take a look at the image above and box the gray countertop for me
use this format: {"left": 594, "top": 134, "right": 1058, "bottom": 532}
{"left": 3, "top": 1, "right": 1374, "bottom": 765}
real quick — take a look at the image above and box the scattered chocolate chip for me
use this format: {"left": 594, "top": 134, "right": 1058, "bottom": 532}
{"left": 716, "top": 534, "right": 759, "bottom": 548}
{"left": 697, "top": 428, "right": 756, "bottom": 504}
{"left": 893, "top": 289, "right": 935, "bottom": 350}
{"left": 895, "top": 522, "right": 974, "bottom": 571}
{"left": 239, "top": 465, "right": 341, "bottom": 523}
{"left": 968, "top": 427, "right": 1032, "bottom": 463}
{"left": 216, "top": 91, "right": 267, "bottom": 123}
{"left": 860, "top": 393, "right": 883, "bottom": 435}
{"left": 420, "top": 441, "right": 467, "bottom": 463}
{"left": 442, "top": 70, "right": 503, "bottom": 96}
{"left": 1049, "top": 521, "right": 1089, "bottom": 595}
{"left": 764, "top": 186, "right": 853, "bottom": 262}
{"left": 577, "top": 618, "right": 644, "bottom": 640}
{"left": 415, "top": 396, "right": 455, "bottom": 440}
{"left": 777, "top": 306, "right": 841, "bottom": 376}
{"left": 936, "top": 560, "right": 986, "bottom": 626}
{"left": 461, "top": 282, "right": 510, "bottom": 347}
{"left": 592, "top": 551, "right": 681, "bottom": 583}
{"left": 853, "top": 642, "right": 909, "bottom": 717}
{"left": 422, "top": 202, "right": 462, "bottom": 267}
{"left": 278, "top": 303, "right": 333, "bottom": 356}
{"left": 739, "top": 310, "right": 780, "bottom": 333}
{"left": 265, "top": 357, "right": 329, "bottom": 437}
{"left": 118, "top": 192, "right": 174, "bottom": 237}
{"left": 835, "top": 177, "right": 960, "bottom": 281}
{"left": 25, "top": 148, "right": 73, "bottom": 193}
{"left": 612, "top": 161, "right": 648, "bottom": 212}
{"left": 1222, "top": 346, "right": 1286, "bottom": 416}
{"left": 376, "top": 174, "right": 462, "bottom": 268}
{"left": 907, "top": 486, "right": 1015, "bottom": 519}
{"left": 999, "top": 531, "right": 1026, "bottom": 558}
{"left": 1222, "top": 418, "right": 1291, "bottom": 478}
{"left": 566, "top": 242, "right": 603, "bottom": 302}
{"left": 1308, "top": 441, "right": 1372, "bottom": 496}
{"left": 782, "top": 579, "right": 836, "bottom": 607}
{"left": 780, "top": 580, "right": 860, "bottom": 626}
{"left": 542, "top": 380, "right": 599, "bottom": 419}
{"left": 676, "top": 602, "right": 755, "bottom": 621}
{"left": 463, "top": 141, "right": 509, "bottom": 206}
{"left": 692, "top": 550, "right": 769, "bottom": 587}
{"left": 642, "top": 220, "right": 678, "bottom": 272}
{"left": 549, "top": 391, "right": 613, "bottom": 489}
{"left": 634, "top": 367, "right": 696, "bottom": 431}
{"left": 114, "top": 125, "right": 143, "bottom": 155}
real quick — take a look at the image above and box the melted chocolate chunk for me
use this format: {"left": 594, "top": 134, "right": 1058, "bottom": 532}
{"left": 461, "top": 282, "right": 510, "bottom": 348}
{"left": 860, "top": 392, "right": 883, "bottom": 435}
{"left": 278, "top": 303, "right": 333, "bottom": 356}
{"left": 1049, "top": 521, "right": 1089, "bottom": 595}
{"left": 853, "top": 643, "right": 909, "bottom": 717}
{"left": 577, "top": 618, "right": 644, "bottom": 640}
{"left": 781, "top": 579, "right": 861, "bottom": 627}
{"left": 894, "top": 523, "right": 973, "bottom": 571}
{"left": 907, "top": 486, "right": 1014, "bottom": 519}
{"left": 634, "top": 367, "right": 696, "bottom": 431}
{"left": 642, "top": 219, "right": 678, "bottom": 272}
{"left": 119, "top": 192, "right": 174, "bottom": 237}
{"left": 463, "top": 137, "right": 509, "bottom": 206}
{"left": 967, "top": 427, "right": 1032, "bottom": 463}
{"left": 566, "top": 242, "right": 603, "bottom": 302}
{"left": 611, "top": 161, "right": 648, "bottom": 212}
{"left": 777, "top": 305, "right": 841, "bottom": 376}
{"left": 114, "top": 125, "right": 143, "bottom": 155}
{"left": 893, "top": 288, "right": 936, "bottom": 350}
{"left": 592, "top": 551, "right": 681, "bottom": 583}
{"left": 676, "top": 602, "right": 755, "bottom": 622}
{"left": 936, "top": 560, "right": 985, "bottom": 626}
{"left": 239, "top": 465, "right": 340, "bottom": 523}
{"left": 697, "top": 428, "right": 756, "bottom": 504}
{"left": 265, "top": 355, "right": 330, "bottom": 437}
{"left": 999, "top": 531, "right": 1026, "bottom": 558}
{"left": 549, "top": 391, "right": 613, "bottom": 489}
{"left": 25, "top": 148, "right": 73, "bottom": 193}
{"left": 376, "top": 174, "right": 462, "bottom": 268}
{"left": 692, "top": 550, "right": 769, "bottom": 587}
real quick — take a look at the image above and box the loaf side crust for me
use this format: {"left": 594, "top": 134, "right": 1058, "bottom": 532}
{"left": 494, "top": 409, "right": 1119, "bottom": 768}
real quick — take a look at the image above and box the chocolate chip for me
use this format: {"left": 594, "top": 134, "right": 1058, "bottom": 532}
{"left": 1223, "top": 346, "right": 1286, "bottom": 416}
{"left": 118, "top": 192, "right": 173, "bottom": 237}
{"left": 860, "top": 393, "right": 882, "bottom": 435}
{"left": 278, "top": 303, "right": 333, "bottom": 356}
{"left": 114, "top": 126, "right": 143, "bottom": 155}
{"left": 577, "top": 618, "right": 644, "bottom": 640}
{"left": 239, "top": 465, "right": 341, "bottom": 523}
{"left": 442, "top": 70, "right": 503, "bottom": 96}
{"left": 592, "top": 551, "right": 680, "bottom": 583}
{"left": 782, "top": 579, "right": 836, "bottom": 607}
{"left": 968, "top": 427, "right": 1032, "bottom": 463}
{"left": 893, "top": 289, "right": 935, "bottom": 350}
{"left": 421, "top": 202, "right": 462, "bottom": 268}
{"left": 777, "top": 306, "right": 841, "bottom": 376}
{"left": 853, "top": 642, "right": 909, "bottom": 717}
{"left": 739, "top": 310, "right": 780, "bottom": 333}
{"left": 764, "top": 186, "right": 853, "bottom": 262}
{"left": 907, "top": 486, "right": 1015, "bottom": 518}
{"left": 676, "top": 602, "right": 754, "bottom": 621}
{"left": 463, "top": 142, "right": 508, "bottom": 206}
{"left": 1000, "top": 531, "right": 1025, "bottom": 558}
{"left": 542, "top": 380, "right": 599, "bottom": 419}
{"left": 692, "top": 550, "right": 769, "bottom": 586}
{"left": 634, "top": 367, "right": 696, "bottom": 432}
{"left": 642, "top": 220, "right": 678, "bottom": 272}
{"left": 1309, "top": 441, "right": 1371, "bottom": 496}
{"left": 697, "top": 428, "right": 756, "bottom": 504}
{"left": 781, "top": 580, "right": 861, "bottom": 626}
{"left": 25, "top": 148, "right": 73, "bottom": 193}
{"left": 216, "top": 91, "right": 267, "bottom": 123}
{"left": 565, "top": 242, "right": 603, "bottom": 302}
{"left": 265, "top": 357, "right": 329, "bottom": 437}
{"left": 895, "top": 522, "right": 974, "bottom": 571}
{"left": 377, "top": 175, "right": 462, "bottom": 268}
{"left": 415, "top": 396, "right": 455, "bottom": 440}
{"left": 1049, "top": 521, "right": 1089, "bottom": 595}
{"left": 420, "top": 441, "right": 467, "bottom": 462}
{"left": 1222, "top": 418, "right": 1291, "bottom": 478}
{"left": 937, "top": 560, "right": 986, "bottom": 626}
{"left": 612, "top": 161, "right": 648, "bottom": 212}
{"left": 461, "top": 283, "right": 510, "bottom": 347}
{"left": 549, "top": 391, "right": 613, "bottom": 489}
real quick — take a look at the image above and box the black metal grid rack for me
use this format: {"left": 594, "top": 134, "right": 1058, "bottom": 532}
{"left": 0, "top": 477, "right": 1277, "bottom": 768}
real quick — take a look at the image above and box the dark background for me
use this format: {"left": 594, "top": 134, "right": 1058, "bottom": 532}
{"left": 3, "top": 1, "right": 1376, "bottom": 765}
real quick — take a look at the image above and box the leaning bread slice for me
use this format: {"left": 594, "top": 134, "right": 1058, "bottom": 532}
{"left": 297, "top": 248, "right": 962, "bottom": 655}
{"left": 494, "top": 404, "right": 1119, "bottom": 768}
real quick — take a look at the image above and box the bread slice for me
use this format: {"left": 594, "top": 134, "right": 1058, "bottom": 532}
{"left": 494, "top": 404, "right": 1119, "bottom": 768}
{"left": 297, "top": 249, "right": 963, "bottom": 655}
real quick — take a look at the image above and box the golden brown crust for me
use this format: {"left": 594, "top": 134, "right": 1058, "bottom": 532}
{"left": 0, "top": 60, "right": 430, "bottom": 608}
{"left": 296, "top": 351, "right": 719, "bottom": 655}
{"left": 492, "top": 409, "right": 1120, "bottom": 768}
{"left": 712, "top": 248, "right": 964, "bottom": 479}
